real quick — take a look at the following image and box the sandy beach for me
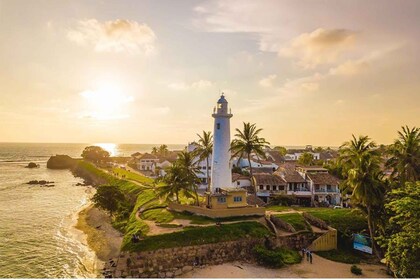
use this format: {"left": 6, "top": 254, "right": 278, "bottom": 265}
{"left": 75, "top": 204, "right": 123, "bottom": 262}
{"left": 182, "top": 254, "right": 390, "bottom": 278}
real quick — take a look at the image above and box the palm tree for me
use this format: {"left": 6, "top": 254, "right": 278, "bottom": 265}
{"left": 386, "top": 126, "right": 419, "bottom": 184}
{"left": 195, "top": 131, "right": 213, "bottom": 192}
{"left": 339, "top": 135, "right": 384, "bottom": 258}
{"left": 158, "top": 144, "right": 169, "bottom": 157}
{"left": 156, "top": 164, "right": 186, "bottom": 203}
{"left": 151, "top": 146, "right": 158, "bottom": 155}
{"left": 298, "top": 152, "right": 315, "bottom": 166}
{"left": 176, "top": 151, "right": 202, "bottom": 205}
{"left": 230, "top": 122, "right": 270, "bottom": 206}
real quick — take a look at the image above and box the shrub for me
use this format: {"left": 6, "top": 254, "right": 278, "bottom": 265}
{"left": 316, "top": 250, "right": 360, "bottom": 264}
{"left": 253, "top": 245, "right": 302, "bottom": 268}
{"left": 254, "top": 245, "right": 284, "bottom": 268}
{"left": 270, "top": 194, "right": 297, "bottom": 206}
{"left": 351, "top": 265, "right": 362, "bottom": 275}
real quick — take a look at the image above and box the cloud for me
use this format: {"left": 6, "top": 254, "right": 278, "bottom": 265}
{"left": 168, "top": 80, "right": 213, "bottom": 91}
{"left": 259, "top": 74, "right": 277, "bottom": 87}
{"left": 67, "top": 19, "right": 156, "bottom": 54}
{"left": 279, "top": 28, "right": 357, "bottom": 69}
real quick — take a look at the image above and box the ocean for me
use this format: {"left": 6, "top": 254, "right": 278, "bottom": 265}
{"left": 0, "top": 143, "right": 184, "bottom": 278}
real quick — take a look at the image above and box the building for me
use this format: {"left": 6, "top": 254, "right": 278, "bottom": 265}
{"left": 137, "top": 153, "right": 159, "bottom": 172}
{"left": 251, "top": 165, "right": 342, "bottom": 206}
{"left": 206, "top": 94, "right": 247, "bottom": 209}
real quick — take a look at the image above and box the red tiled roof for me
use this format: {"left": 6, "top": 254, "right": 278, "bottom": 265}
{"left": 253, "top": 173, "right": 287, "bottom": 186}
{"left": 232, "top": 173, "right": 250, "bottom": 182}
{"left": 283, "top": 171, "right": 306, "bottom": 183}
{"left": 139, "top": 153, "right": 158, "bottom": 160}
{"left": 307, "top": 173, "right": 340, "bottom": 185}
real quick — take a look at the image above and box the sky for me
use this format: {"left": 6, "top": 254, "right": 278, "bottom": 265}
{"left": 0, "top": 0, "right": 419, "bottom": 146}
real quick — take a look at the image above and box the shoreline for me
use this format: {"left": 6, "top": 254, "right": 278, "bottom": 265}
{"left": 75, "top": 203, "right": 124, "bottom": 264}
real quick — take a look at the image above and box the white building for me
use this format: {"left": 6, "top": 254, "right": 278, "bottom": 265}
{"left": 210, "top": 94, "right": 233, "bottom": 193}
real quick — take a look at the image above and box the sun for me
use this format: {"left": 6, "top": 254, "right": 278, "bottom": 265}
{"left": 80, "top": 81, "right": 134, "bottom": 120}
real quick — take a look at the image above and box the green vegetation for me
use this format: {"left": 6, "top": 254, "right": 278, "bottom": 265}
{"left": 351, "top": 265, "right": 363, "bottom": 275}
{"left": 275, "top": 213, "right": 311, "bottom": 232}
{"left": 231, "top": 122, "right": 270, "bottom": 206}
{"left": 298, "top": 152, "right": 315, "bottom": 166}
{"left": 123, "top": 221, "right": 270, "bottom": 252}
{"left": 380, "top": 181, "right": 420, "bottom": 278}
{"left": 265, "top": 205, "right": 293, "bottom": 212}
{"left": 156, "top": 223, "right": 182, "bottom": 228}
{"left": 253, "top": 245, "right": 301, "bottom": 268}
{"left": 316, "top": 250, "right": 361, "bottom": 264}
{"left": 81, "top": 145, "right": 110, "bottom": 162}
{"left": 92, "top": 185, "right": 126, "bottom": 216}
{"left": 112, "top": 167, "right": 154, "bottom": 186}
{"left": 194, "top": 131, "right": 213, "bottom": 192}
{"left": 304, "top": 208, "right": 367, "bottom": 235}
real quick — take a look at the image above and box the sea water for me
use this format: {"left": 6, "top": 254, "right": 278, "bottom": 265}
{"left": 0, "top": 143, "right": 183, "bottom": 278}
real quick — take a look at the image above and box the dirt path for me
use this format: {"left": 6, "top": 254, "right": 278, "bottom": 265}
{"left": 182, "top": 254, "right": 390, "bottom": 278}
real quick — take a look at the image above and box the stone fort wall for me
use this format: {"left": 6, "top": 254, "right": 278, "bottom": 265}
{"left": 111, "top": 233, "right": 320, "bottom": 278}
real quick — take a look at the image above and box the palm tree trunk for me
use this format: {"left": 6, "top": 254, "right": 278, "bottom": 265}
{"left": 176, "top": 191, "right": 179, "bottom": 203}
{"left": 194, "top": 186, "right": 199, "bottom": 206}
{"left": 367, "top": 206, "right": 381, "bottom": 259}
{"left": 248, "top": 154, "right": 257, "bottom": 207}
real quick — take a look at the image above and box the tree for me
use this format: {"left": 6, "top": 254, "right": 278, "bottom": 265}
{"left": 314, "top": 146, "right": 324, "bottom": 153}
{"left": 298, "top": 152, "right": 315, "bottom": 166}
{"left": 81, "top": 146, "right": 110, "bottom": 162}
{"left": 231, "top": 122, "right": 270, "bottom": 206}
{"left": 274, "top": 146, "right": 287, "bottom": 156}
{"left": 195, "top": 131, "right": 213, "bottom": 192}
{"left": 176, "top": 151, "right": 202, "bottom": 205}
{"left": 386, "top": 126, "right": 420, "bottom": 184}
{"left": 158, "top": 144, "right": 169, "bottom": 157}
{"left": 338, "top": 135, "right": 384, "bottom": 258}
{"left": 381, "top": 181, "right": 420, "bottom": 278}
{"left": 156, "top": 164, "right": 186, "bottom": 203}
{"left": 151, "top": 146, "right": 158, "bottom": 155}
{"left": 92, "top": 185, "right": 125, "bottom": 216}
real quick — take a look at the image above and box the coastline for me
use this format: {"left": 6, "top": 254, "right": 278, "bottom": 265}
{"left": 75, "top": 203, "right": 124, "bottom": 263}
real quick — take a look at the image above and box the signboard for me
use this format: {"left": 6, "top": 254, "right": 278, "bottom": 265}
{"left": 353, "top": 234, "right": 373, "bottom": 254}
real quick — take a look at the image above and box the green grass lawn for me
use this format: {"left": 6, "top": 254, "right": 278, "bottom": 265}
{"left": 275, "top": 213, "right": 312, "bottom": 232}
{"left": 303, "top": 208, "right": 367, "bottom": 234}
{"left": 123, "top": 221, "right": 271, "bottom": 252}
{"left": 112, "top": 167, "right": 154, "bottom": 186}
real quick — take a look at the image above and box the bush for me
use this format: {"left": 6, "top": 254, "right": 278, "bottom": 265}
{"left": 270, "top": 194, "right": 297, "bottom": 206}
{"left": 254, "top": 245, "right": 284, "bottom": 268}
{"left": 351, "top": 265, "right": 362, "bottom": 275}
{"left": 316, "top": 250, "right": 361, "bottom": 264}
{"left": 254, "top": 245, "right": 302, "bottom": 268}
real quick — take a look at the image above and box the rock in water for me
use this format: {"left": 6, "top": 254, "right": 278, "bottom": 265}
{"left": 25, "top": 162, "right": 39, "bottom": 168}
{"left": 47, "top": 155, "right": 76, "bottom": 169}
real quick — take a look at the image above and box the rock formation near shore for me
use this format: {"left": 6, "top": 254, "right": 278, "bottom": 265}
{"left": 47, "top": 155, "right": 76, "bottom": 169}
{"left": 25, "top": 162, "right": 40, "bottom": 168}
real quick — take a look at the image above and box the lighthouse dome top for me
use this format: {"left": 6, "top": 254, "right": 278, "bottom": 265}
{"left": 217, "top": 94, "right": 228, "bottom": 103}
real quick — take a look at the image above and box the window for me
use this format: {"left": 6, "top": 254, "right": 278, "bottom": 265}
{"left": 218, "top": 103, "right": 222, "bottom": 109}
{"left": 234, "top": 196, "right": 242, "bottom": 202}
{"left": 259, "top": 185, "right": 264, "bottom": 190}
{"left": 217, "top": 197, "right": 226, "bottom": 203}
{"left": 266, "top": 185, "right": 271, "bottom": 191}
{"left": 272, "top": 186, "right": 277, "bottom": 191}
{"left": 217, "top": 123, "right": 220, "bottom": 129}
{"left": 237, "top": 181, "right": 240, "bottom": 186}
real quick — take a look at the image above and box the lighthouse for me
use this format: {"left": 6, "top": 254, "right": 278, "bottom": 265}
{"left": 210, "top": 94, "right": 233, "bottom": 193}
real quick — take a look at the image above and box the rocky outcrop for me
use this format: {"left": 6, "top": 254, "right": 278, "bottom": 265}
{"left": 47, "top": 155, "right": 76, "bottom": 169}
{"left": 27, "top": 180, "right": 55, "bottom": 187}
{"left": 25, "top": 162, "right": 39, "bottom": 168}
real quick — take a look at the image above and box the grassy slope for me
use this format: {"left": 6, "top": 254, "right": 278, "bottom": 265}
{"left": 275, "top": 213, "right": 312, "bottom": 232}
{"left": 123, "top": 221, "right": 270, "bottom": 252}
{"left": 112, "top": 167, "right": 154, "bottom": 186}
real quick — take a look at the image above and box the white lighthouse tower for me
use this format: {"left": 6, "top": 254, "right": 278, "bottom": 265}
{"left": 210, "top": 94, "right": 233, "bottom": 193}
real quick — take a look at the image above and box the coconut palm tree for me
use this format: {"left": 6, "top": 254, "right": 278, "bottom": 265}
{"left": 339, "top": 135, "right": 384, "bottom": 258}
{"left": 156, "top": 164, "right": 186, "bottom": 203}
{"left": 386, "top": 126, "right": 420, "bottom": 184}
{"left": 158, "top": 144, "right": 169, "bottom": 157}
{"left": 176, "top": 151, "right": 202, "bottom": 205}
{"left": 151, "top": 146, "right": 158, "bottom": 155}
{"left": 195, "top": 131, "right": 213, "bottom": 192}
{"left": 230, "top": 122, "right": 270, "bottom": 206}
